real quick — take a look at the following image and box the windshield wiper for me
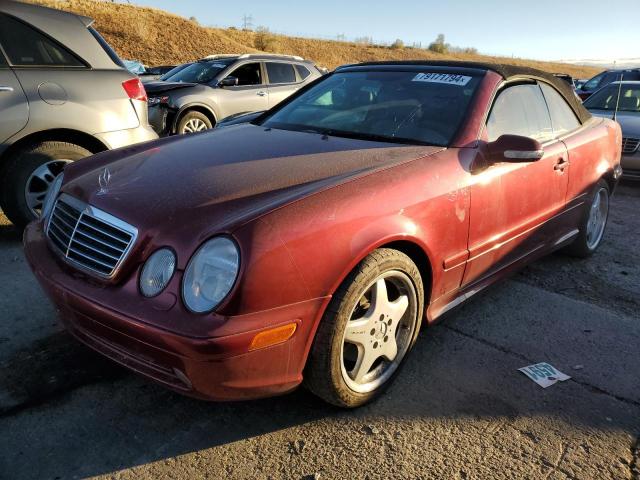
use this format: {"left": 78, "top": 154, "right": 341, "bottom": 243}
{"left": 320, "top": 129, "right": 433, "bottom": 146}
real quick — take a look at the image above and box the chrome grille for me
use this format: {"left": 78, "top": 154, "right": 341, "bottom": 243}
{"left": 622, "top": 137, "right": 640, "bottom": 154}
{"left": 46, "top": 194, "right": 137, "bottom": 278}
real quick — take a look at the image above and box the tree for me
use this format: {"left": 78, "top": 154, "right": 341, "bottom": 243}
{"left": 390, "top": 38, "right": 404, "bottom": 50}
{"left": 254, "top": 26, "right": 278, "bottom": 52}
{"left": 428, "top": 34, "right": 449, "bottom": 54}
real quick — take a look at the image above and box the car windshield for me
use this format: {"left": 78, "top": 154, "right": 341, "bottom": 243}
{"left": 584, "top": 84, "right": 640, "bottom": 112}
{"left": 259, "top": 70, "right": 481, "bottom": 146}
{"left": 164, "top": 60, "right": 233, "bottom": 84}
{"left": 160, "top": 63, "right": 191, "bottom": 81}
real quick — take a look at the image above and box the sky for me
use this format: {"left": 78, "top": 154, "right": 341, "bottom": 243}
{"left": 130, "top": 0, "right": 639, "bottom": 62}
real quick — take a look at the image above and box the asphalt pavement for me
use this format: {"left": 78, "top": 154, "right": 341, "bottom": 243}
{"left": 0, "top": 184, "right": 638, "bottom": 480}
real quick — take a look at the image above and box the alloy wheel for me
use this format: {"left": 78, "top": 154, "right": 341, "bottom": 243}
{"left": 586, "top": 187, "right": 609, "bottom": 250}
{"left": 181, "top": 118, "right": 209, "bottom": 134}
{"left": 340, "top": 271, "right": 418, "bottom": 393}
{"left": 24, "top": 160, "right": 70, "bottom": 217}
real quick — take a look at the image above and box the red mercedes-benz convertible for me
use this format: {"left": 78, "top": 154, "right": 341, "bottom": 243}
{"left": 24, "top": 62, "right": 622, "bottom": 407}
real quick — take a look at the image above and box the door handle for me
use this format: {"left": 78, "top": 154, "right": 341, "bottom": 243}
{"left": 554, "top": 158, "right": 569, "bottom": 171}
{"left": 0, "top": 86, "right": 14, "bottom": 93}
{"left": 256, "top": 91, "right": 267, "bottom": 97}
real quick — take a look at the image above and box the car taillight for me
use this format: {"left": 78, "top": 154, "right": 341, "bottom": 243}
{"left": 122, "top": 78, "right": 148, "bottom": 102}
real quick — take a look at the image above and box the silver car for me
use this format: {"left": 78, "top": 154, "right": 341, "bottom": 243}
{"left": 584, "top": 81, "right": 640, "bottom": 179}
{"left": 0, "top": 0, "right": 157, "bottom": 228}
{"left": 146, "top": 54, "right": 324, "bottom": 136}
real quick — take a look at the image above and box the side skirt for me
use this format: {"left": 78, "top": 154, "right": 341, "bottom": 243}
{"left": 426, "top": 228, "right": 579, "bottom": 323}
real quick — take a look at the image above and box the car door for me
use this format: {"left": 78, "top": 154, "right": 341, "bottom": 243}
{"left": 0, "top": 52, "right": 28, "bottom": 143}
{"left": 265, "top": 61, "right": 301, "bottom": 108}
{"left": 462, "top": 82, "right": 570, "bottom": 286}
{"left": 215, "top": 61, "right": 268, "bottom": 119}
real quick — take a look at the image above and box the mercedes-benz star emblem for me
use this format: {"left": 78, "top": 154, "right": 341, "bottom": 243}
{"left": 97, "top": 168, "right": 112, "bottom": 196}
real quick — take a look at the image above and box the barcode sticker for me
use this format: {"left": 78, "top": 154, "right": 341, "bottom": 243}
{"left": 412, "top": 73, "right": 472, "bottom": 86}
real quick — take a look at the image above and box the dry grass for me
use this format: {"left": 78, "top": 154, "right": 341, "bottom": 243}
{"left": 29, "top": 0, "right": 599, "bottom": 78}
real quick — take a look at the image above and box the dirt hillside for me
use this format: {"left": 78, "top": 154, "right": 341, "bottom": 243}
{"left": 28, "top": 0, "right": 599, "bottom": 79}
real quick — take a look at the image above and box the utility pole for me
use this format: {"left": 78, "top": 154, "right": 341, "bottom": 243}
{"left": 242, "top": 14, "right": 253, "bottom": 31}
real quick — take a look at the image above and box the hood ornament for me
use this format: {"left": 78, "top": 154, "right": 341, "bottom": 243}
{"left": 97, "top": 168, "right": 112, "bottom": 196}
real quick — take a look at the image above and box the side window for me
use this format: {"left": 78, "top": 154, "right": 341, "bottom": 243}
{"left": 486, "top": 84, "right": 553, "bottom": 142}
{"left": 228, "top": 62, "right": 262, "bottom": 86}
{"left": 0, "top": 14, "right": 84, "bottom": 67}
{"left": 0, "top": 49, "right": 7, "bottom": 68}
{"left": 266, "top": 62, "right": 297, "bottom": 84}
{"left": 540, "top": 83, "right": 580, "bottom": 136}
{"left": 295, "top": 64, "right": 311, "bottom": 80}
{"left": 88, "top": 26, "right": 124, "bottom": 68}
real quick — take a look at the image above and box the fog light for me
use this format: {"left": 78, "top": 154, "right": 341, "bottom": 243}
{"left": 248, "top": 323, "right": 297, "bottom": 351}
{"left": 140, "top": 248, "right": 176, "bottom": 297}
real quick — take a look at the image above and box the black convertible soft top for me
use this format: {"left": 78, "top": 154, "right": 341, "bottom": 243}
{"left": 341, "top": 61, "right": 592, "bottom": 124}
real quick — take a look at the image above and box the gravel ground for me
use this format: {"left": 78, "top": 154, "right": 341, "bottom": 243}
{"left": 0, "top": 183, "right": 638, "bottom": 480}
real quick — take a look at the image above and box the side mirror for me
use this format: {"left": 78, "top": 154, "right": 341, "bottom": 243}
{"left": 488, "top": 134, "right": 544, "bottom": 162}
{"left": 218, "top": 76, "right": 238, "bottom": 87}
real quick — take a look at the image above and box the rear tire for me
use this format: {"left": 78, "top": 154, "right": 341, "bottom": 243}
{"left": 0, "top": 141, "right": 91, "bottom": 229}
{"left": 177, "top": 111, "right": 213, "bottom": 134}
{"left": 564, "top": 179, "right": 610, "bottom": 258}
{"left": 304, "top": 249, "right": 424, "bottom": 408}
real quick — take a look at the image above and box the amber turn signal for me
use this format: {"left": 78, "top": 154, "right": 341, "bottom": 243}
{"left": 248, "top": 323, "right": 297, "bottom": 351}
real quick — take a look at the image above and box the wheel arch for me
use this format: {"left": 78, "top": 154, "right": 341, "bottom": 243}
{"left": 379, "top": 239, "right": 434, "bottom": 303}
{"left": 301, "top": 234, "right": 436, "bottom": 365}
{"left": 172, "top": 103, "right": 218, "bottom": 133}
{"left": 0, "top": 128, "right": 108, "bottom": 169}
{"left": 601, "top": 168, "right": 617, "bottom": 194}
{"left": 299, "top": 234, "right": 436, "bottom": 388}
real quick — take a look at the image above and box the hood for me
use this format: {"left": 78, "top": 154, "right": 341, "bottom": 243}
{"left": 63, "top": 125, "right": 441, "bottom": 243}
{"left": 589, "top": 109, "right": 640, "bottom": 136}
{"left": 144, "top": 81, "right": 199, "bottom": 94}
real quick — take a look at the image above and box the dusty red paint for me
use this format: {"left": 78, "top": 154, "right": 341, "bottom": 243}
{"left": 23, "top": 66, "right": 622, "bottom": 401}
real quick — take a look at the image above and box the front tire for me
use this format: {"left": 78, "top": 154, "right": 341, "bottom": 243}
{"left": 564, "top": 179, "right": 610, "bottom": 258}
{"left": 304, "top": 249, "right": 424, "bottom": 408}
{"left": 177, "top": 111, "right": 213, "bottom": 135}
{"left": 0, "top": 141, "right": 91, "bottom": 229}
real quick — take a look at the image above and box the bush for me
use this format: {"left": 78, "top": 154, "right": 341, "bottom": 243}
{"left": 390, "top": 39, "right": 404, "bottom": 50}
{"left": 428, "top": 34, "right": 449, "bottom": 54}
{"left": 254, "top": 26, "right": 279, "bottom": 52}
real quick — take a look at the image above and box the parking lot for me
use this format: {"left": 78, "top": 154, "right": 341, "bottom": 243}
{"left": 0, "top": 183, "right": 636, "bottom": 479}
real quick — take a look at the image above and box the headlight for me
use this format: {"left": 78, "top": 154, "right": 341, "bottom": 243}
{"left": 139, "top": 248, "right": 176, "bottom": 297}
{"left": 148, "top": 95, "right": 168, "bottom": 106}
{"left": 41, "top": 173, "right": 63, "bottom": 220}
{"left": 182, "top": 237, "right": 240, "bottom": 313}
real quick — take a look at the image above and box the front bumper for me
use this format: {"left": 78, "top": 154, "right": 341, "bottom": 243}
{"left": 148, "top": 105, "right": 175, "bottom": 137}
{"left": 621, "top": 152, "right": 640, "bottom": 180}
{"left": 23, "top": 222, "right": 326, "bottom": 401}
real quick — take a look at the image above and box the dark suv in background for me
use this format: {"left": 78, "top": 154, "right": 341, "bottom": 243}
{"left": 146, "top": 54, "right": 323, "bottom": 136}
{"left": 577, "top": 68, "right": 640, "bottom": 100}
{"left": 0, "top": 0, "right": 157, "bottom": 228}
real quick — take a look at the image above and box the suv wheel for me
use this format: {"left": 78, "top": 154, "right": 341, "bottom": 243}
{"left": 177, "top": 111, "right": 213, "bottom": 134}
{"left": 304, "top": 249, "right": 424, "bottom": 408}
{"left": 0, "top": 141, "right": 91, "bottom": 229}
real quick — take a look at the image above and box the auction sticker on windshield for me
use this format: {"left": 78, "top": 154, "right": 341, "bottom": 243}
{"left": 412, "top": 73, "right": 472, "bottom": 86}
